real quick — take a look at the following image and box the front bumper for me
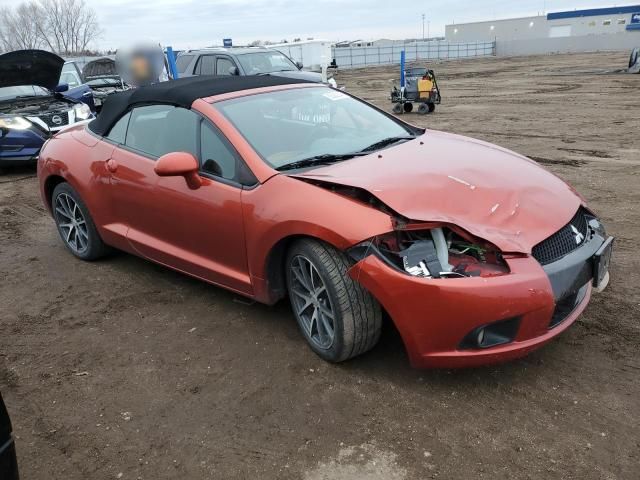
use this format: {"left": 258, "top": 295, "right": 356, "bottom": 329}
{"left": 349, "top": 232, "right": 609, "bottom": 369}
{"left": 0, "top": 128, "right": 47, "bottom": 166}
{"left": 0, "top": 119, "right": 92, "bottom": 167}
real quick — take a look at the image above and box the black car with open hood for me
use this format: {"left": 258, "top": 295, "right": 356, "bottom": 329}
{"left": 80, "top": 57, "right": 128, "bottom": 110}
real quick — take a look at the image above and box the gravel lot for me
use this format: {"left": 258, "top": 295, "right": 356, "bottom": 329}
{"left": 1, "top": 51, "right": 639, "bottom": 479}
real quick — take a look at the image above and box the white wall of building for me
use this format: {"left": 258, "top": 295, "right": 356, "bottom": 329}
{"left": 446, "top": 16, "right": 545, "bottom": 43}
{"left": 496, "top": 32, "right": 640, "bottom": 56}
{"left": 445, "top": 6, "right": 640, "bottom": 44}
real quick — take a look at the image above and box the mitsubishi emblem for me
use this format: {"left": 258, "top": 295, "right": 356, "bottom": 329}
{"left": 570, "top": 225, "right": 584, "bottom": 245}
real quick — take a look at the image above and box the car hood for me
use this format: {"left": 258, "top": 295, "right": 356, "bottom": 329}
{"left": 0, "top": 49, "right": 64, "bottom": 90}
{"left": 82, "top": 57, "right": 117, "bottom": 79}
{"left": 270, "top": 70, "right": 323, "bottom": 82}
{"left": 292, "top": 130, "right": 583, "bottom": 253}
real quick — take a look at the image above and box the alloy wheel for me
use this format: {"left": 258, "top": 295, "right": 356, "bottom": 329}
{"left": 289, "top": 255, "right": 336, "bottom": 349}
{"left": 54, "top": 193, "right": 89, "bottom": 254}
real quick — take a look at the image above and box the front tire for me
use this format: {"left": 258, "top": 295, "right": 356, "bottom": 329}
{"left": 52, "top": 182, "right": 110, "bottom": 260}
{"left": 286, "top": 239, "right": 382, "bottom": 363}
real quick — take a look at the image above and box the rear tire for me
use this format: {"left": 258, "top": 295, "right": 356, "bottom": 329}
{"left": 403, "top": 102, "right": 414, "bottom": 113}
{"left": 52, "top": 182, "right": 110, "bottom": 261}
{"left": 427, "top": 102, "right": 436, "bottom": 113}
{"left": 417, "top": 103, "right": 429, "bottom": 115}
{"left": 286, "top": 239, "right": 382, "bottom": 363}
{"left": 392, "top": 103, "right": 403, "bottom": 114}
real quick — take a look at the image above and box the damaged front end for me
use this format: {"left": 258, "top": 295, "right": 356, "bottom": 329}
{"left": 295, "top": 177, "right": 510, "bottom": 279}
{"left": 349, "top": 224, "right": 510, "bottom": 279}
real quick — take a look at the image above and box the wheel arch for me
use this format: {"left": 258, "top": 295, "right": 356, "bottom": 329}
{"left": 43, "top": 174, "right": 67, "bottom": 212}
{"left": 263, "top": 234, "right": 308, "bottom": 304}
{"left": 259, "top": 230, "right": 349, "bottom": 305}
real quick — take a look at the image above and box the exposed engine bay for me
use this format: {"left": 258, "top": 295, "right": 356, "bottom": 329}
{"left": 90, "top": 83, "right": 127, "bottom": 108}
{"left": 349, "top": 227, "right": 510, "bottom": 279}
{"left": 296, "top": 178, "right": 510, "bottom": 279}
{"left": 373, "top": 228, "right": 509, "bottom": 278}
{"left": 0, "top": 96, "right": 71, "bottom": 116}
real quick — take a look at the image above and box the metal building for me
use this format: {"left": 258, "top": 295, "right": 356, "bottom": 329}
{"left": 445, "top": 5, "right": 640, "bottom": 55}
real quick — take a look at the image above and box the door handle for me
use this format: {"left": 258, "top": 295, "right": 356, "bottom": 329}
{"left": 106, "top": 159, "right": 118, "bottom": 173}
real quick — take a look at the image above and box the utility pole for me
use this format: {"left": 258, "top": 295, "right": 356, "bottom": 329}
{"left": 427, "top": 21, "right": 430, "bottom": 40}
{"left": 422, "top": 13, "right": 426, "bottom": 40}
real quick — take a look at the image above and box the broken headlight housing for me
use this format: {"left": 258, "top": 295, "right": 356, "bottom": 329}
{"left": 351, "top": 227, "right": 510, "bottom": 279}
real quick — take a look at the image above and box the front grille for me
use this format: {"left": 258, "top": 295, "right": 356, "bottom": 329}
{"left": 37, "top": 111, "right": 70, "bottom": 128}
{"left": 532, "top": 208, "right": 589, "bottom": 265}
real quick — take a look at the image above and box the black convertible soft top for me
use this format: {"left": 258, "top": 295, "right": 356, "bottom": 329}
{"left": 88, "top": 75, "right": 314, "bottom": 136}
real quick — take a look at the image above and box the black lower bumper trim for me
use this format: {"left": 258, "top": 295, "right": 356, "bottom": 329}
{"left": 549, "top": 282, "right": 589, "bottom": 329}
{"left": 0, "top": 156, "right": 38, "bottom": 167}
{"left": 542, "top": 232, "right": 606, "bottom": 301}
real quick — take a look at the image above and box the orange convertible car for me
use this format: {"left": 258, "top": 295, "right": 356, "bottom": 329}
{"left": 37, "top": 76, "right": 613, "bottom": 368}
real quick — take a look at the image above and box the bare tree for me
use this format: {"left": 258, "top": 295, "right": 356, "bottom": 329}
{"left": 0, "top": 0, "right": 102, "bottom": 55}
{"left": 0, "top": 3, "right": 44, "bottom": 52}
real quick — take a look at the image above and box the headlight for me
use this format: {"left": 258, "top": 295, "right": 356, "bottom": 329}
{"left": 350, "top": 227, "right": 509, "bottom": 279}
{"left": 73, "top": 103, "right": 92, "bottom": 120}
{"left": 0, "top": 116, "right": 32, "bottom": 130}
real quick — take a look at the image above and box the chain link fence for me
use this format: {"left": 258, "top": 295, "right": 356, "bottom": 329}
{"left": 332, "top": 40, "right": 496, "bottom": 69}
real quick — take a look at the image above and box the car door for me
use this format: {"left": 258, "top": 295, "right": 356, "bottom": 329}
{"left": 194, "top": 55, "right": 215, "bottom": 76}
{"left": 214, "top": 56, "right": 238, "bottom": 76}
{"left": 105, "top": 104, "right": 251, "bottom": 294}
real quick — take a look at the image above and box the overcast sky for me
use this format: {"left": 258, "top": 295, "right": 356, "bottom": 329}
{"left": 2, "top": 0, "right": 637, "bottom": 50}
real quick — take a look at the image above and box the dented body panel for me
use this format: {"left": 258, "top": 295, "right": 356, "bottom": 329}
{"left": 294, "top": 129, "right": 583, "bottom": 253}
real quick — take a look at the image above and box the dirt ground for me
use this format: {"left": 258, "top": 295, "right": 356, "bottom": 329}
{"left": 1, "top": 51, "right": 639, "bottom": 479}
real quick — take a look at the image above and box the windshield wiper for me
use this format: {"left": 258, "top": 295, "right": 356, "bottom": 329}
{"left": 276, "top": 153, "right": 367, "bottom": 171}
{"left": 358, "top": 135, "right": 416, "bottom": 153}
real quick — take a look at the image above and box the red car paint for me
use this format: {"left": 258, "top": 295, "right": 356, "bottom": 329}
{"left": 294, "top": 129, "right": 582, "bottom": 254}
{"left": 38, "top": 84, "right": 594, "bottom": 368}
{"left": 351, "top": 254, "right": 591, "bottom": 368}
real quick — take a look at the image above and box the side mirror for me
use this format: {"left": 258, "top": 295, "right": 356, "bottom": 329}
{"left": 228, "top": 66, "right": 239, "bottom": 76}
{"left": 154, "top": 152, "right": 202, "bottom": 189}
{"left": 55, "top": 83, "right": 69, "bottom": 93}
{"left": 295, "top": 61, "right": 303, "bottom": 70}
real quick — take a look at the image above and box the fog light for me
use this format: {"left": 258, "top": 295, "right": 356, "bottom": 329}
{"left": 459, "top": 317, "right": 521, "bottom": 350}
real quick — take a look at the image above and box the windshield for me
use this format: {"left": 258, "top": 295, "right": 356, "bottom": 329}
{"left": 0, "top": 85, "right": 50, "bottom": 102}
{"left": 236, "top": 51, "right": 298, "bottom": 74}
{"left": 214, "top": 87, "right": 416, "bottom": 169}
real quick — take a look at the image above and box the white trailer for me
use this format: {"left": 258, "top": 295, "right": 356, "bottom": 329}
{"left": 269, "top": 40, "right": 332, "bottom": 72}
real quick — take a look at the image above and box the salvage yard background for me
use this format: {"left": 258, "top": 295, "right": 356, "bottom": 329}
{"left": 1, "top": 51, "right": 639, "bottom": 479}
